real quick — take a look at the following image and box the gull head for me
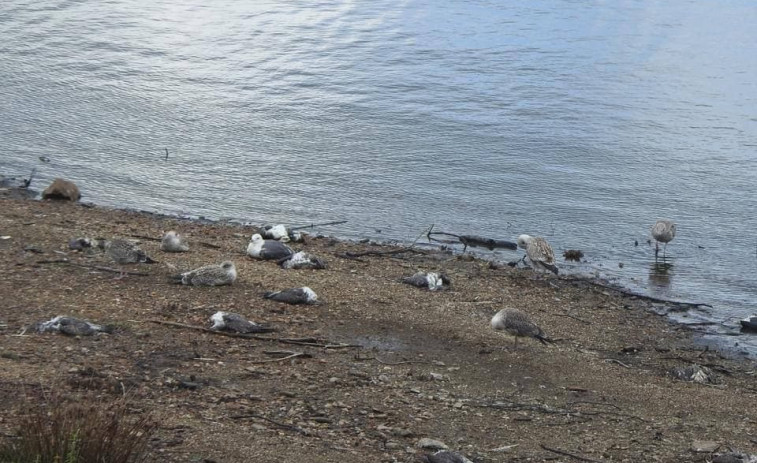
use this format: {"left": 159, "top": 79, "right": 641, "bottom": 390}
{"left": 516, "top": 234, "right": 532, "bottom": 249}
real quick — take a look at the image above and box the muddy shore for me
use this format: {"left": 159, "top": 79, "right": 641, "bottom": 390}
{"left": 1, "top": 194, "right": 756, "bottom": 462}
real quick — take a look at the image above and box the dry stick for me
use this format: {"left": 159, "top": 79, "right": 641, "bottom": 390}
{"left": 289, "top": 220, "right": 347, "bottom": 231}
{"left": 146, "top": 319, "right": 357, "bottom": 348}
{"left": 229, "top": 412, "right": 309, "bottom": 435}
{"left": 340, "top": 224, "right": 434, "bottom": 259}
{"left": 541, "top": 444, "right": 602, "bottom": 463}
{"left": 35, "top": 259, "right": 149, "bottom": 276}
{"left": 555, "top": 312, "right": 591, "bottom": 325}
{"left": 249, "top": 352, "right": 311, "bottom": 364}
{"left": 604, "top": 358, "right": 631, "bottom": 368}
{"left": 146, "top": 319, "right": 261, "bottom": 340}
{"left": 585, "top": 279, "right": 713, "bottom": 308}
{"left": 198, "top": 241, "right": 221, "bottom": 249}
{"left": 128, "top": 234, "right": 161, "bottom": 242}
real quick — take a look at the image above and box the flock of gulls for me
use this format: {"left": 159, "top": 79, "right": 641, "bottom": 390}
{"left": 38, "top": 219, "right": 684, "bottom": 349}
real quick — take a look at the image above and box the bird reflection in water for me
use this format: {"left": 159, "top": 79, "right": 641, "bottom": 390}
{"left": 649, "top": 261, "right": 674, "bottom": 289}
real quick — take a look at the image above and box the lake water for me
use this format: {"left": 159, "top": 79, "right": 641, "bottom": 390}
{"left": 2, "top": 1, "right": 756, "bottom": 355}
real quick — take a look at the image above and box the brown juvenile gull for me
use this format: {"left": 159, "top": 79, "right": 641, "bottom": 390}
{"left": 490, "top": 308, "right": 549, "bottom": 348}
{"left": 169, "top": 261, "right": 237, "bottom": 286}
{"left": 209, "top": 311, "right": 275, "bottom": 333}
{"left": 35, "top": 316, "right": 113, "bottom": 336}
{"left": 98, "top": 238, "right": 157, "bottom": 264}
{"left": 651, "top": 219, "right": 676, "bottom": 259}
{"left": 246, "top": 233, "right": 294, "bottom": 260}
{"left": 160, "top": 230, "right": 189, "bottom": 252}
{"left": 263, "top": 286, "right": 318, "bottom": 305}
{"left": 516, "top": 234, "right": 558, "bottom": 275}
{"left": 401, "top": 272, "right": 451, "bottom": 291}
{"left": 279, "top": 251, "right": 327, "bottom": 270}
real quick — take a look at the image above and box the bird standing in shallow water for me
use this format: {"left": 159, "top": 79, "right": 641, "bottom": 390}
{"left": 491, "top": 308, "right": 550, "bottom": 348}
{"left": 651, "top": 219, "right": 676, "bottom": 260}
{"left": 516, "top": 234, "right": 558, "bottom": 275}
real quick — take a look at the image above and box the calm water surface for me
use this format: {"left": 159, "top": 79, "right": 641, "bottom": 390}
{"left": 2, "top": 1, "right": 756, "bottom": 354}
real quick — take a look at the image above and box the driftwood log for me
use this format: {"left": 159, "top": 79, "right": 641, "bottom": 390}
{"left": 426, "top": 224, "right": 517, "bottom": 252}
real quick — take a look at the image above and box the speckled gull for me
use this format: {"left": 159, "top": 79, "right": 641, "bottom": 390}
{"left": 651, "top": 219, "right": 676, "bottom": 259}
{"left": 401, "top": 272, "right": 451, "bottom": 291}
{"left": 170, "top": 261, "right": 237, "bottom": 286}
{"left": 98, "top": 239, "right": 157, "bottom": 264}
{"left": 279, "top": 251, "right": 327, "bottom": 270}
{"left": 246, "top": 233, "right": 294, "bottom": 260}
{"left": 209, "top": 311, "right": 275, "bottom": 333}
{"left": 491, "top": 308, "right": 550, "bottom": 347}
{"left": 160, "top": 231, "right": 189, "bottom": 252}
{"left": 516, "top": 234, "right": 558, "bottom": 275}
{"left": 263, "top": 287, "right": 318, "bottom": 305}
{"left": 35, "top": 316, "right": 112, "bottom": 336}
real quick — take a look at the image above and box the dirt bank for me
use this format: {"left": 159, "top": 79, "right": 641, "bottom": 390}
{"left": 0, "top": 195, "right": 755, "bottom": 462}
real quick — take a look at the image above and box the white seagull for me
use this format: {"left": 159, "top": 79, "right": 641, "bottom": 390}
{"left": 516, "top": 234, "right": 558, "bottom": 275}
{"left": 651, "top": 219, "right": 676, "bottom": 259}
{"left": 246, "top": 234, "right": 294, "bottom": 260}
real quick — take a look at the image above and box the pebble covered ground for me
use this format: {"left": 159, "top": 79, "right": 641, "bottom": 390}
{"left": 1, "top": 195, "right": 756, "bottom": 462}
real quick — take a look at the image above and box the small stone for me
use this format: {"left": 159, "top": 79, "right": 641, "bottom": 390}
{"left": 429, "top": 372, "right": 445, "bottom": 381}
{"left": 385, "top": 441, "right": 401, "bottom": 450}
{"left": 416, "top": 438, "right": 448, "bottom": 450}
{"left": 691, "top": 440, "right": 720, "bottom": 453}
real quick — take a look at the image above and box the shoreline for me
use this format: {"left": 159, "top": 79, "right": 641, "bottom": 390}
{"left": 3, "top": 182, "right": 747, "bottom": 358}
{"left": 1, "top": 193, "right": 756, "bottom": 462}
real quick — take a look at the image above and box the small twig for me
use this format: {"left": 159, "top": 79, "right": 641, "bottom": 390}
{"left": 146, "top": 319, "right": 259, "bottom": 341}
{"left": 353, "top": 354, "right": 422, "bottom": 365}
{"left": 229, "top": 413, "right": 309, "bottom": 435}
{"left": 586, "top": 280, "right": 713, "bottom": 308}
{"left": 289, "top": 220, "right": 347, "bottom": 231}
{"left": 35, "top": 259, "right": 150, "bottom": 276}
{"left": 540, "top": 444, "right": 602, "bottom": 462}
{"left": 165, "top": 148, "right": 169, "bottom": 161}
{"left": 146, "top": 320, "right": 355, "bottom": 348}
{"left": 249, "top": 352, "right": 311, "bottom": 364}
{"left": 489, "top": 444, "right": 518, "bottom": 452}
{"left": 604, "top": 359, "right": 631, "bottom": 368}
{"left": 555, "top": 312, "right": 591, "bottom": 325}
{"left": 198, "top": 241, "right": 221, "bottom": 249}
{"left": 128, "top": 234, "right": 161, "bottom": 242}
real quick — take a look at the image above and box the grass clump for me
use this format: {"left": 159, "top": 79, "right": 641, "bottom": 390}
{"left": 0, "top": 395, "right": 157, "bottom": 463}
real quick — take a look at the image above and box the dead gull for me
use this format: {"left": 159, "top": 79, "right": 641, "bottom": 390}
{"left": 491, "top": 308, "right": 549, "bottom": 347}
{"left": 279, "top": 251, "right": 327, "bottom": 270}
{"left": 160, "top": 231, "right": 189, "bottom": 252}
{"left": 516, "top": 234, "right": 558, "bottom": 275}
{"left": 170, "top": 261, "right": 237, "bottom": 286}
{"left": 209, "top": 311, "right": 275, "bottom": 333}
{"left": 263, "top": 287, "right": 318, "bottom": 305}
{"left": 401, "top": 272, "right": 451, "bottom": 291}
{"left": 35, "top": 316, "right": 112, "bottom": 336}
{"left": 246, "top": 233, "right": 294, "bottom": 260}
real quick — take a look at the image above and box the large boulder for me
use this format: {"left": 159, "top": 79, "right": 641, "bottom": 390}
{"left": 41, "top": 178, "right": 81, "bottom": 201}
